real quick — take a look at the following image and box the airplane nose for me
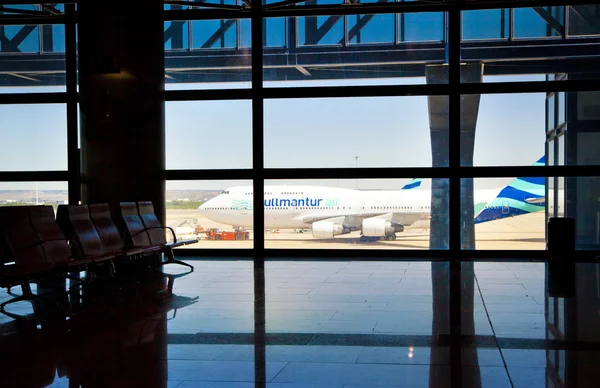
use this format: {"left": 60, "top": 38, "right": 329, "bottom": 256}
{"left": 197, "top": 202, "right": 208, "bottom": 216}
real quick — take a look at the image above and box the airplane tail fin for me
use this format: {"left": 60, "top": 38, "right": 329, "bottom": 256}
{"left": 401, "top": 178, "right": 422, "bottom": 190}
{"left": 474, "top": 157, "right": 546, "bottom": 224}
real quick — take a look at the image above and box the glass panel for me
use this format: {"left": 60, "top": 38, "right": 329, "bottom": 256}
{"left": 548, "top": 94, "right": 556, "bottom": 131}
{"left": 265, "top": 259, "right": 449, "bottom": 386}
{"left": 298, "top": 16, "right": 344, "bottom": 46}
{"left": 402, "top": 12, "right": 444, "bottom": 42}
{"left": 166, "top": 100, "right": 252, "bottom": 170}
{"left": 462, "top": 93, "right": 546, "bottom": 167}
{"left": 0, "top": 104, "right": 67, "bottom": 171}
{"left": 264, "top": 17, "right": 284, "bottom": 47}
{"left": 568, "top": 5, "right": 600, "bottom": 36}
{"left": 262, "top": 178, "right": 449, "bottom": 250}
{"left": 264, "top": 96, "right": 447, "bottom": 168}
{"left": 264, "top": 14, "right": 448, "bottom": 87}
{"left": 0, "top": 24, "right": 66, "bottom": 91}
{"left": 0, "top": 25, "right": 39, "bottom": 53}
{"left": 462, "top": 9, "right": 508, "bottom": 40}
{"left": 164, "top": 21, "right": 189, "bottom": 50}
{"left": 462, "top": 178, "right": 546, "bottom": 250}
{"left": 165, "top": 19, "right": 251, "bottom": 89}
{"left": 557, "top": 92, "right": 566, "bottom": 126}
{"left": 461, "top": 6, "right": 598, "bottom": 83}
{"left": 168, "top": 180, "right": 253, "bottom": 249}
{"left": 514, "top": 8, "right": 559, "bottom": 39}
{"left": 548, "top": 140, "right": 556, "bottom": 218}
{"left": 348, "top": 14, "right": 394, "bottom": 44}
{"left": 0, "top": 181, "right": 68, "bottom": 207}
{"left": 192, "top": 20, "right": 240, "bottom": 49}
{"left": 41, "top": 25, "right": 66, "bottom": 53}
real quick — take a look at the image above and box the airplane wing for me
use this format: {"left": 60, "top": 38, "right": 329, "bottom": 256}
{"left": 297, "top": 214, "right": 363, "bottom": 229}
{"left": 298, "top": 211, "right": 426, "bottom": 229}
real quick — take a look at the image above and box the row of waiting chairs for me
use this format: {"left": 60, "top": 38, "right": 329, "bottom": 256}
{"left": 0, "top": 201, "right": 196, "bottom": 319}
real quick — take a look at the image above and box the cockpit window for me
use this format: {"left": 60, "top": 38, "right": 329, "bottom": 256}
{"left": 221, "top": 190, "right": 230, "bottom": 194}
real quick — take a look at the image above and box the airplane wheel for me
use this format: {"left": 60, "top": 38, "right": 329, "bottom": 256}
{"left": 235, "top": 233, "right": 243, "bottom": 240}
{"left": 390, "top": 234, "right": 397, "bottom": 241}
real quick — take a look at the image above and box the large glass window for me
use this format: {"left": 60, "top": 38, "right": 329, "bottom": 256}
{"left": 262, "top": 13, "right": 447, "bottom": 87}
{"left": 462, "top": 9, "right": 509, "bottom": 40}
{"left": 165, "top": 18, "right": 252, "bottom": 89}
{"left": 462, "top": 178, "right": 546, "bottom": 250}
{"left": 167, "top": 180, "right": 253, "bottom": 249}
{"left": 0, "top": 181, "right": 68, "bottom": 208}
{"left": 461, "top": 6, "right": 599, "bottom": 83}
{"left": 462, "top": 93, "right": 546, "bottom": 167}
{"left": 264, "top": 179, "right": 449, "bottom": 250}
{"left": 0, "top": 23, "right": 67, "bottom": 92}
{"left": 264, "top": 96, "right": 446, "bottom": 168}
{"left": 0, "top": 104, "right": 67, "bottom": 171}
{"left": 166, "top": 100, "right": 252, "bottom": 170}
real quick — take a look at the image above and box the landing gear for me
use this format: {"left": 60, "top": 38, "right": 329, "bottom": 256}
{"left": 385, "top": 233, "right": 397, "bottom": 241}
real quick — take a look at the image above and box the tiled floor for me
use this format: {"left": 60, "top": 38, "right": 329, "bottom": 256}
{"left": 1, "top": 259, "right": 599, "bottom": 387}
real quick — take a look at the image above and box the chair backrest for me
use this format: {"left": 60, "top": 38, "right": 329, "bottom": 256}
{"left": 29, "top": 205, "right": 71, "bottom": 265}
{"left": 112, "top": 202, "right": 151, "bottom": 247}
{"left": 57, "top": 205, "right": 105, "bottom": 258}
{"left": 137, "top": 201, "right": 167, "bottom": 245}
{"left": 89, "top": 203, "right": 125, "bottom": 253}
{"left": 0, "top": 206, "right": 47, "bottom": 267}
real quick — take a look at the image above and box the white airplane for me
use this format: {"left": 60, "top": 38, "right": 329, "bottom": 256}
{"left": 197, "top": 159, "right": 548, "bottom": 241}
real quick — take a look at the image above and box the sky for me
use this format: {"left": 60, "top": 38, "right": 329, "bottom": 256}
{"left": 0, "top": 7, "right": 560, "bottom": 192}
{"left": 0, "top": 78, "right": 545, "bottom": 192}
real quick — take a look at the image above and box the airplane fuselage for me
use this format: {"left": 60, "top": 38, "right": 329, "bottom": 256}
{"left": 197, "top": 185, "right": 503, "bottom": 230}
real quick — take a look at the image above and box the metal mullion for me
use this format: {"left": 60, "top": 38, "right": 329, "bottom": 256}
{"left": 65, "top": 3, "right": 78, "bottom": 205}
{"left": 255, "top": 0, "right": 600, "bottom": 19}
{"left": 459, "top": 165, "right": 600, "bottom": 178}
{"left": 1, "top": 0, "right": 76, "bottom": 4}
{"left": 0, "top": 171, "right": 69, "bottom": 181}
{"left": 251, "top": 5, "right": 267, "bottom": 388}
{"left": 174, "top": 248, "right": 600, "bottom": 262}
{"left": 461, "top": 80, "right": 600, "bottom": 96}
{"left": 263, "top": 84, "right": 450, "bottom": 99}
{"left": 0, "top": 15, "right": 66, "bottom": 25}
{"left": 259, "top": 165, "right": 599, "bottom": 180}
{"left": 166, "top": 169, "right": 254, "bottom": 180}
{"left": 252, "top": 10, "right": 265, "bottom": 254}
{"left": 264, "top": 167, "right": 449, "bottom": 179}
{"left": 0, "top": 92, "right": 68, "bottom": 104}
{"left": 165, "top": 9, "right": 249, "bottom": 21}
{"left": 165, "top": 88, "right": 253, "bottom": 101}
{"left": 447, "top": 6, "right": 462, "bottom": 388}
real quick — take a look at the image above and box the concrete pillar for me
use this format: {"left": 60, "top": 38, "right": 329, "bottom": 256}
{"left": 78, "top": 0, "right": 166, "bottom": 224}
{"left": 425, "top": 63, "right": 483, "bottom": 250}
{"left": 426, "top": 64, "right": 483, "bottom": 384}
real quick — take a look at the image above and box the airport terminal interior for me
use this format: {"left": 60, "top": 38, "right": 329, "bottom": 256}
{"left": 1, "top": 1, "right": 600, "bottom": 387}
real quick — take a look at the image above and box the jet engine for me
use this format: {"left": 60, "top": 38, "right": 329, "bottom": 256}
{"left": 312, "top": 221, "right": 348, "bottom": 239}
{"left": 362, "top": 218, "right": 404, "bottom": 237}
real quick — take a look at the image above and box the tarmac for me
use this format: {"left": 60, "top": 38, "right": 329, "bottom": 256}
{"left": 167, "top": 209, "right": 546, "bottom": 250}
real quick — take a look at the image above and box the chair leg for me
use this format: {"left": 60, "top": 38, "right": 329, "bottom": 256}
{"left": 154, "top": 249, "right": 194, "bottom": 271}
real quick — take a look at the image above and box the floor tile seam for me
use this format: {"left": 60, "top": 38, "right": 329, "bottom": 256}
{"left": 474, "top": 273, "right": 515, "bottom": 388}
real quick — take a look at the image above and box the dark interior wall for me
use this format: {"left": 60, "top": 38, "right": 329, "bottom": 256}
{"left": 78, "top": 0, "right": 166, "bottom": 223}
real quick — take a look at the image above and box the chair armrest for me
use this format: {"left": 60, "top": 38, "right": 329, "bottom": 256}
{"left": 133, "top": 226, "right": 178, "bottom": 244}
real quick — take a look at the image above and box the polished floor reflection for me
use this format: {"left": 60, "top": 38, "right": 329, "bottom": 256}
{"left": 1, "top": 260, "right": 599, "bottom": 387}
